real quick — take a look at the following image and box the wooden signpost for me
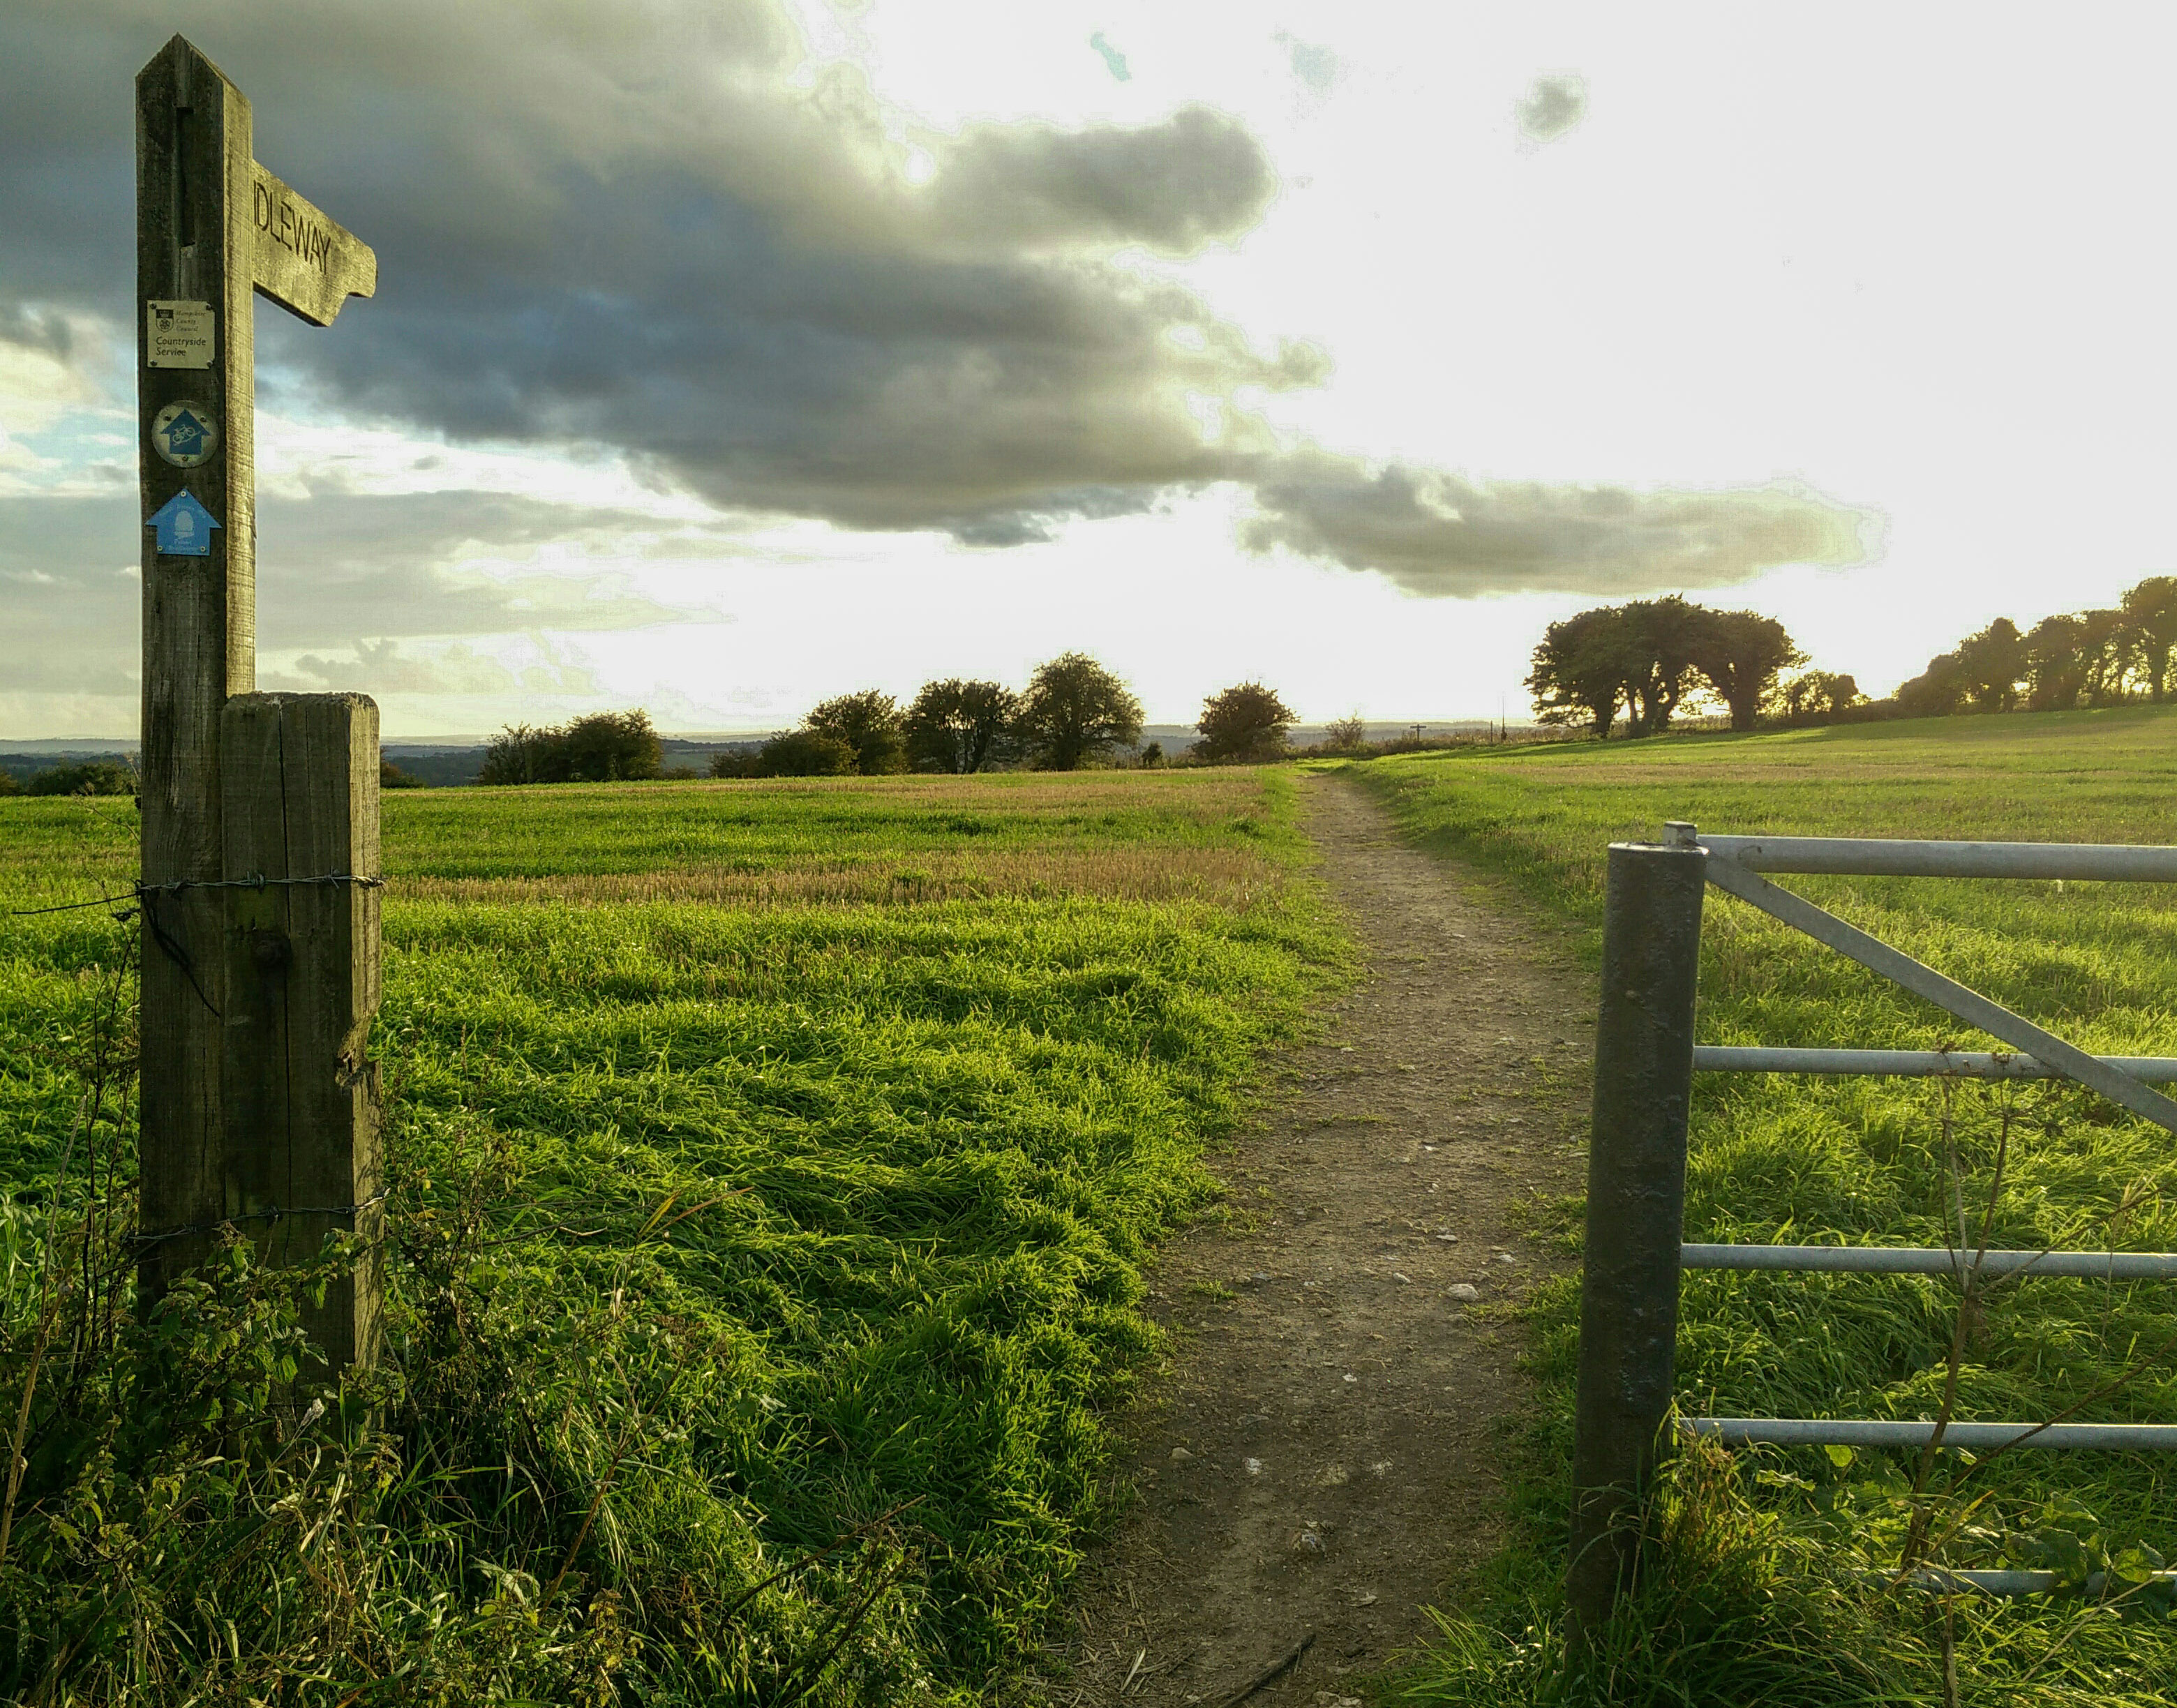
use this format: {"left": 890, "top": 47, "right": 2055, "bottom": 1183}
{"left": 136, "top": 36, "right": 385, "bottom": 1373}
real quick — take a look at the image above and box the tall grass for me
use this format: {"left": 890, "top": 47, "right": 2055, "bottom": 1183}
{"left": 1360, "top": 707, "right": 2177, "bottom": 1705}
{"left": 0, "top": 769, "right": 1349, "bottom": 1702}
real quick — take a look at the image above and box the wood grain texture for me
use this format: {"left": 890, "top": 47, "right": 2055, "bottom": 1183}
{"left": 250, "top": 161, "right": 377, "bottom": 327}
{"left": 137, "top": 34, "right": 255, "bottom": 1297}
{"left": 220, "top": 693, "right": 384, "bottom": 1373}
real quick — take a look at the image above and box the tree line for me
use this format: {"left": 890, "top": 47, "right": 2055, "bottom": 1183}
{"left": 1891, "top": 576, "right": 2177, "bottom": 715}
{"left": 0, "top": 761, "right": 137, "bottom": 798}
{"left": 1527, "top": 574, "right": 2177, "bottom": 739}
{"left": 1525, "top": 597, "right": 1828, "bottom": 737}
{"left": 708, "top": 652, "right": 1146, "bottom": 778}
{"left": 467, "top": 653, "right": 1312, "bottom": 786}
{"left": 712, "top": 655, "right": 1301, "bottom": 777}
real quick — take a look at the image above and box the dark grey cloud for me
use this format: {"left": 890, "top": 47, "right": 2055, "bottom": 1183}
{"left": 1516, "top": 73, "right": 1589, "bottom": 144}
{"left": 0, "top": 303, "right": 74, "bottom": 360}
{"left": 0, "top": 489, "right": 696, "bottom": 695}
{"left": 1237, "top": 453, "right": 1868, "bottom": 596}
{"left": 0, "top": 3, "right": 1862, "bottom": 597}
{"left": 925, "top": 107, "right": 1271, "bottom": 253}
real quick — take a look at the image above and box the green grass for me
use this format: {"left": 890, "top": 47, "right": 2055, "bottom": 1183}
{"left": 0, "top": 770, "right": 1348, "bottom": 1703}
{"left": 1359, "top": 707, "right": 2177, "bottom": 1705}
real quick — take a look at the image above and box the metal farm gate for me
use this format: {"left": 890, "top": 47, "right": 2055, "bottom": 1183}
{"left": 1566, "top": 823, "right": 2177, "bottom": 1629}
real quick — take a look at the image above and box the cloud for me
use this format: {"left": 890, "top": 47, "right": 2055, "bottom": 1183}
{"left": 923, "top": 108, "right": 1271, "bottom": 253}
{"left": 0, "top": 303, "right": 73, "bottom": 361}
{"left": 1515, "top": 73, "right": 1589, "bottom": 144}
{"left": 0, "top": 488, "right": 708, "bottom": 697}
{"left": 264, "top": 638, "right": 602, "bottom": 697}
{"left": 1238, "top": 451, "right": 1871, "bottom": 597}
{"left": 0, "top": 5, "right": 1863, "bottom": 599}
{"left": 1089, "top": 31, "right": 1130, "bottom": 83}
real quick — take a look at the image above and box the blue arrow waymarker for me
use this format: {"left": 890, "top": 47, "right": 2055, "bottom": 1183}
{"left": 148, "top": 490, "right": 220, "bottom": 557}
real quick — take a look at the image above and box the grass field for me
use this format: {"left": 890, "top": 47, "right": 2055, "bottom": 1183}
{"left": 0, "top": 770, "right": 1346, "bottom": 1704}
{"left": 1358, "top": 706, "right": 2177, "bottom": 1705}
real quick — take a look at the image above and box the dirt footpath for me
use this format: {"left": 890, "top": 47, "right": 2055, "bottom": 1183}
{"left": 1038, "top": 774, "right": 1593, "bottom": 1706}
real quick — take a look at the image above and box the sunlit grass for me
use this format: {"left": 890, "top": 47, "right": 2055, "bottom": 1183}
{"left": 1362, "top": 707, "right": 2177, "bottom": 1705}
{"left": 0, "top": 767, "right": 1350, "bottom": 1700}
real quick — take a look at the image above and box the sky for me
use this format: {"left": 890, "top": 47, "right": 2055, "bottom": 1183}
{"left": 1, "top": 1, "right": 2172, "bottom": 739}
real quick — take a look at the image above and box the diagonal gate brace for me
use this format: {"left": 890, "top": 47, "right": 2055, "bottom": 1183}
{"left": 1702, "top": 856, "right": 2177, "bottom": 1136}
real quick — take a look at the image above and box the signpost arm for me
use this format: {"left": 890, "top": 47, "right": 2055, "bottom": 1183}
{"left": 135, "top": 35, "right": 256, "bottom": 1301}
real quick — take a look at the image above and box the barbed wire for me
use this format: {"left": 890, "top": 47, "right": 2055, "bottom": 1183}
{"left": 130, "top": 1191, "right": 391, "bottom": 1250}
{"left": 6, "top": 872, "right": 387, "bottom": 920}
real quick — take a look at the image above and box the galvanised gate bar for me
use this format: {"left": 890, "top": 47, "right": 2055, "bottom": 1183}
{"left": 1565, "top": 823, "right": 2177, "bottom": 1633}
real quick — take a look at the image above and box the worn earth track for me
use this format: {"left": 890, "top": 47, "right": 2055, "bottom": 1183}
{"left": 1032, "top": 773, "right": 1594, "bottom": 1707}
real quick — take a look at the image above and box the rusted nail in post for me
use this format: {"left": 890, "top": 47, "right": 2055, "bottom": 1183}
{"left": 1564, "top": 832, "right": 1706, "bottom": 1643}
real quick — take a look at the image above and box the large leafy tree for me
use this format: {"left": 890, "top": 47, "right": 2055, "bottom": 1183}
{"left": 803, "top": 690, "right": 907, "bottom": 775}
{"left": 2024, "top": 613, "right": 2090, "bottom": 711}
{"left": 755, "top": 729, "right": 857, "bottom": 777}
{"left": 478, "top": 710, "right": 661, "bottom": 784}
{"left": 2123, "top": 575, "right": 2177, "bottom": 702}
{"left": 1955, "top": 617, "right": 2026, "bottom": 711}
{"left": 1774, "top": 670, "right": 1864, "bottom": 724}
{"left": 1014, "top": 652, "right": 1143, "bottom": 770}
{"left": 1195, "top": 681, "right": 1296, "bottom": 763}
{"left": 1527, "top": 606, "right": 1631, "bottom": 738}
{"left": 1608, "top": 597, "right": 1709, "bottom": 735}
{"left": 1531, "top": 599, "right": 1809, "bottom": 736}
{"left": 558, "top": 710, "right": 664, "bottom": 781}
{"left": 1687, "top": 607, "right": 1806, "bottom": 732}
{"left": 1892, "top": 650, "right": 1970, "bottom": 718}
{"left": 904, "top": 679, "right": 1018, "bottom": 774}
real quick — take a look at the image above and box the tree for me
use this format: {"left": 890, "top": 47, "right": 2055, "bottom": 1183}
{"left": 477, "top": 724, "right": 553, "bottom": 784}
{"left": 558, "top": 710, "right": 663, "bottom": 781}
{"left": 1892, "top": 651, "right": 1970, "bottom": 718}
{"left": 1322, "top": 712, "right": 1368, "bottom": 752}
{"left": 805, "top": 691, "right": 907, "bottom": 775}
{"left": 755, "top": 730, "right": 858, "bottom": 777}
{"left": 478, "top": 710, "right": 661, "bottom": 784}
{"left": 27, "top": 761, "right": 135, "bottom": 797}
{"left": 1014, "top": 652, "right": 1143, "bottom": 770}
{"left": 2023, "top": 613, "right": 2089, "bottom": 712}
{"left": 2123, "top": 575, "right": 2177, "bottom": 703}
{"left": 1954, "top": 618, "right": 2026, "bottom": 711}
{"left": 1526, "top": 606, "right": 1629, "bottom": 737}
{"left": 1195, "top": 681, "right": 1296, "bottom": 763}
{"left": 1774, "top": 671, "right": 1865, "bottom": 724}
{"left": 1617, "top": 598, "right": 1708, "bottom": 735}
{"left": 1688, "top": 608, "right": 1805, "bottom": 732}
{"left": 379, "top": 758, "right": 425, "bottom": 789}
{"left": 904, "top": 680, "right": 1017, "bottom": 774}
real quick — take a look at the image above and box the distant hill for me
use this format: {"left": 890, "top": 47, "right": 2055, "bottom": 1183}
{"left": 8, "top": 719, "right": 1514, "bottom": 791}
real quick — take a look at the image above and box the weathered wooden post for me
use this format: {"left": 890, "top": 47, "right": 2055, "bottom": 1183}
{"left": 136, "top": 34, "right": 384, "bottom": 1374}
{"left": 1564, "top": 823, "right": 1705, "bottom": 1642}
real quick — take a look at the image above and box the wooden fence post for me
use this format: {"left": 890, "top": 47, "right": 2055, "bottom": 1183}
{"left": 220, "top": 693, "right": 384, "bottom": 1372}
